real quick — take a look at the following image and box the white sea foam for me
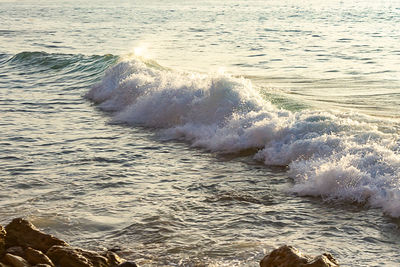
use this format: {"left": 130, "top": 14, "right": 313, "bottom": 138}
{"left": 87, "top": 57, "right": 400, "bottom": 217}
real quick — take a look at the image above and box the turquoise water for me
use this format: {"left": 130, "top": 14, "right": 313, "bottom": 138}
{"left": 1, "top": 0, "right": 400, "bottom": 266}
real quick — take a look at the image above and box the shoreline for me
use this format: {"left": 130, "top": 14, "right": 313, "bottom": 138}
{"left": 0, "top": 218, "right": 339, "bottom": 267}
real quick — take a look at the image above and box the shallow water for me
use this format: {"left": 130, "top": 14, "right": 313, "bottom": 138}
{"left": 1, "top": 0, "right": 400, "bottom": 266}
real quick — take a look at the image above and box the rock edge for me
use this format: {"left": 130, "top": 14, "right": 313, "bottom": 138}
{"left": 0, "top": 218, "right": 137, "bottom": 267}
{"left": 260, "top": 245, "right": 339, "bottom": 267}
{"left": 1, "top": 218, "right": 339, "bottom": 267}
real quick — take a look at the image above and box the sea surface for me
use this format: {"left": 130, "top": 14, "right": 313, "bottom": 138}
{"left": 1, "top": 0, "right": 400, "bottom": 266}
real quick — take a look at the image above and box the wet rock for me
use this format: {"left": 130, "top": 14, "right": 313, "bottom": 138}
{"left": 3, "top": 253, "right": 30, "bottom": 267}
{"left": 100, "top": 251, "right": 123, "bottom": 267}
{"left": 1, "top": 219, "right": 138, "bottom": 267}
{"left": 3, "top": 247, "right": 54, "bottom": 267}
{"left": 0, "top": 225, "right": 5, "bottom": 256}
{"left": 46, "top": 245, "right": 109, "bottom": 267}
{"left": 5, "top": 248, "right": 24, "bottom": 258}
{"left": 117, "top": 262, "right": 138, "bottom": 267}
{"left": 260, "top": 245, "right": 339, "bottom": 267}
{"left": 5, "top": 219, "right": 67, "bottom": 253}
{"left": 307, "top": 253, "right": 339, "bottom": 267}
{"left": 25, "top": 248, "right": 54, "bottom": 267}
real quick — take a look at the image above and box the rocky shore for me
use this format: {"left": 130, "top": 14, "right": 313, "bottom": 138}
{"left": 0, "top": 218, "right": 339, "bottom": 267}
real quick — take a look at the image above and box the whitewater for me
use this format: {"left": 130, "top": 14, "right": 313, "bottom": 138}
{"left": 1, "top": 0, "right": 400, "bottom": 266}
{"left": 87, "top": 56, "right": 400, "bottom": 218}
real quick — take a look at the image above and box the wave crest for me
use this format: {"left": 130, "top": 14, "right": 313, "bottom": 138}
{"left": 4, "top": 51, "right": 118, "bottom": 73}
{"left": 87, "top": 57, "right": 400, "bottom": 217}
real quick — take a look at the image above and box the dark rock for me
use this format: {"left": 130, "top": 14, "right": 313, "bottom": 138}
{"left": 5, "top": 218, "right": 67, "bottom": 253}
{"left": 107, "top": 248, "right": 121, "bottom": 253}
{"left": 0, "top": 225, "right": 5, "bottom": 256}
{"left": 260, "top": 245, "right": 339, "bottom": 267}
{"left": 5, "top": 248, "right": 24, "bottom": 258}
{"left": 25, "top": 248, "right": 54, "bottom": 267}
{"left": 3, "top": 253, "right": 30, "bottom": 267}
{"left": 46, "top": 245, "right": 109, "bottom": 267}
{"left": 117, "top": 262, "right": 138, "bottom": 267}
{"left": 307, "top": 253, "right": 339, "bottom": 267}
{"left": 3, "top": 247, "right": 54, "bottom": 267}
{"left": 2, "top": 219, "right": 138, "bottom": 267}
{"left": 100, "top": 251, "right": 123, "bottom": 267}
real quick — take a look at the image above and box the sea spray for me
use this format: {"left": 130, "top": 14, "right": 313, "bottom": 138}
{"left": 87, "top": 57, "right": 400, "bottom": 217}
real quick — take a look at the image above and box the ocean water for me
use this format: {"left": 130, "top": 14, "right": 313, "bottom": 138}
{"left": 1, "top": 0, "right": 400, "bottom": 266}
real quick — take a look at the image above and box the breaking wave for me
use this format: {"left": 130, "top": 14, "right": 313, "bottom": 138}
{"left": 87, "top": 56, "right": 400, "bottom": 217}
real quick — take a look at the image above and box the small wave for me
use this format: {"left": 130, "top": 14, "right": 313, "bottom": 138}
{"left": 5, "top": 51, "right": 118, "bottom": 74}
{"left": 87, "top": 57, "right": 400, "bottom": 218}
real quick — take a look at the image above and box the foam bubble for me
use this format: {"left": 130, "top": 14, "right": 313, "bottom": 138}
{"left": 87, "top": 57, "right": 400, "bottom": 217}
